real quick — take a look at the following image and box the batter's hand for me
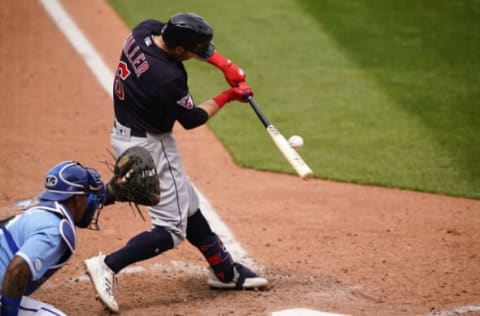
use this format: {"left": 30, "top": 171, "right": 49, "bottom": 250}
{"left": 222, "top": 61, "right": 245, "bottom": 87}
{"left": 213, "top": 82, "right": 254, "bottom": 108}
{"left": 234, "top": 82, "right": 254, "bottom": 101}
{"left": 208, "top": 51, "right": 246, "bottom": 87}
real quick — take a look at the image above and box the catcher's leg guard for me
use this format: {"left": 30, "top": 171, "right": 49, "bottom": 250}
{"left": 187, "top": 210, "right": 235, "bottom": 282}
{"left": 105, "top": 226, "right": 173, "bottom": 273}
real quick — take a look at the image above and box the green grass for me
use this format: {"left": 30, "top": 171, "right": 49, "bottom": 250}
{"left": 108, "top": 0, "right": 480, "bottom": 199}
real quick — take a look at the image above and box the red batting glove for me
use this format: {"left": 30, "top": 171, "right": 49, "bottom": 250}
{"left": 213, "top": 82, "right": 254, "bottom": 108}
{"left": 208, "top": 51, "right": 246, "bottom": 87}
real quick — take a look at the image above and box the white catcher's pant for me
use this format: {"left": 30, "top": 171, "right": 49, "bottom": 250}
{"left": 0, "top": 296, "right": 66, "bottom": 316}
{"left": 111, "top": 121, "right": 200, "bottom": 246}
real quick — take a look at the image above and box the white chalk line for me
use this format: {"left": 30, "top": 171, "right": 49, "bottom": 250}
{"left": 427, "top": 305, "right": 480, "bottom": 316}
{"left": 38, "top": 0, "right": 257, "bottom": 271}
{"left": 39, "top": 0, "right": 112, "bottom": 95}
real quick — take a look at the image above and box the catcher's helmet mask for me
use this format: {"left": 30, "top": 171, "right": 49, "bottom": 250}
{"left": 39, "top": 161, "right": 105, "bottom": 229}
{"left": 161, "top": 12, "right": 215, "bottom": 59}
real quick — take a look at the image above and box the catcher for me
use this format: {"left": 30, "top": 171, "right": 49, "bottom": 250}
{"left": 0, "top": 148, "right": 157, "bottom": 316}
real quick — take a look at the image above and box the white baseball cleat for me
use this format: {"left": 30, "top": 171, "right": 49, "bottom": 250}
{"left": 207, "top": 263, "right": 268, "bottom": 289}
{"left": 84, "top": 253, "right": 119, "bottom": 313}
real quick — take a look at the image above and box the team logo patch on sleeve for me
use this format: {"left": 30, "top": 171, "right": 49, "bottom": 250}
{"left": 176, "top": 95, "right": 194, "bottom": 109}
{"left": 35, "top": 258, "right": 42, "bottom": 271}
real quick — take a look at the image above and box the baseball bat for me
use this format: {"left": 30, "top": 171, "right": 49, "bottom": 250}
{"left": 246, "top": 96, "right": 313, "bottom": 180}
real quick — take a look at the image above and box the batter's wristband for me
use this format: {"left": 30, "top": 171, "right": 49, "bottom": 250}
{"left": 213, "top": 91, "right": 232, "bottom": 108}
{"left": 1, "top": 296, "right": 21, "bottom": 316}
{"left": 207, "top": 51, "right": 229, "bottom": 70}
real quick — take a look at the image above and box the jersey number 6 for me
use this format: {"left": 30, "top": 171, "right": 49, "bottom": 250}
{"left": 114, "top": 61, "right": 130, "bottom": 100}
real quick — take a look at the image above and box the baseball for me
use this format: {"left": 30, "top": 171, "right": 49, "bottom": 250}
{"left": 288, "top": 135, "right": 304, "bottom": 149}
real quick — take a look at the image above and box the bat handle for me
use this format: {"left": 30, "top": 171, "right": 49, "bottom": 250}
{"left": 246, "top": 97, "right": 271, "bottom": 127}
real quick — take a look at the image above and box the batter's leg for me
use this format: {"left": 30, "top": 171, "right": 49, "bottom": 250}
{"left": 186, "top": 209, "right": 235, "bottom": 282}
{"left": 105, "top": 226, "right": 174, "bottom": 273}
{"left": 186, "top": 210, "right": 268, "bottom": 289}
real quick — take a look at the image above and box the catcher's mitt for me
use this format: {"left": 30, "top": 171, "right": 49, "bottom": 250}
{"left": 108, "top": 146, "right": 160, "bottom": 209}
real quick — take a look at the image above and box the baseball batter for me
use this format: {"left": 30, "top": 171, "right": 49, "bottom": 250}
{"left": 84, "top": 12, "right": 268, "bottom": 313}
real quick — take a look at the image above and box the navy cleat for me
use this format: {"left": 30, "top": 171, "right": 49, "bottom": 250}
{"left": 207, "top": 263, "right": 268, "bottom": 289}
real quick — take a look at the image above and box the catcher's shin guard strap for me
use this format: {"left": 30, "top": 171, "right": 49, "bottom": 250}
{"left": 187, "top": 210, "right": 234, "bottom": 282}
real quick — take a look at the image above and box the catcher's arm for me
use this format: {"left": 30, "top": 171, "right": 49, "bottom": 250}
{"left": 1, "top": 256, "right": 31, "bottom": 315}
{"left": 103, "top": 184, "right": 116, "bottom": 206}
{"left": 0, "top": 204, "right": 27, "bottom": 225}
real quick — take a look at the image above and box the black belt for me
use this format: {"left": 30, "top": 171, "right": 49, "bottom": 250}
{"left": 114, "top": 121, "right": 147, "bottom": 137}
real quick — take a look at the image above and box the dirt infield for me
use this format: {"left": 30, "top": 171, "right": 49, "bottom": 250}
{"left": 1, "top": 1, "right": 480, "bottom": 315}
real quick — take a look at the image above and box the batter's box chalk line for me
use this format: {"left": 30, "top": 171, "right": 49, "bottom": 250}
{"left": 428, "top": 304, "right": 480, "bottom": 316}
{"left": 271, "top": 309, "right": 351, "bottom": 316}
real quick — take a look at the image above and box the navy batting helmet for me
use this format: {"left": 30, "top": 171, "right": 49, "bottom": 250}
{"left": 161, "top": 12, "right": 215, "bottom": 59}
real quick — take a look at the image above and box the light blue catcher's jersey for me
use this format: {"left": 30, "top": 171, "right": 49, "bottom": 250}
{"left": 0, "top": 201, "right": 76, "bottom": 295}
